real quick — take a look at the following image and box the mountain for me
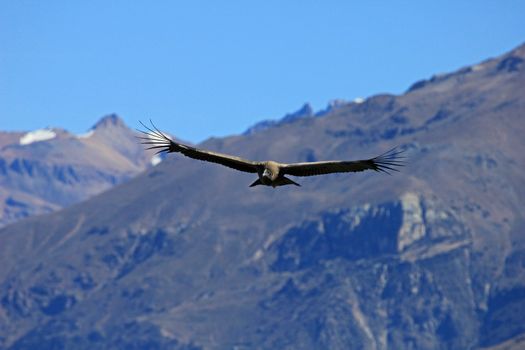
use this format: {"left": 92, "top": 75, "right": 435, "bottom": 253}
{"left": 243, "top": 99, "right": 353, "bottom": 136}
{"left": 0, "top": 114, "right": 163, "bottom": 228}
{"left": 0, "top": 43, "right": 524, "bottom": 349}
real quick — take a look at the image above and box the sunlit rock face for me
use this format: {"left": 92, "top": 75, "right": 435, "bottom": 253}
{"left": 0, "top": 43, "right": 524, "bottom": 349}
{"left": 270, "top": 202, "right": 403, "bottom": 272}
{"left": 398, "top": 192, "right": 425, "bottom": 252}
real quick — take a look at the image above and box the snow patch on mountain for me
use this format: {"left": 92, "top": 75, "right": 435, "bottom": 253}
{"left": 151, "top": 154, "right": 163, "bottom": 166}
{"left": 19, "top": 129, "right": 56, "bottom": 145}
{"left": 472, "top": 64, "right": 485, "bottom": 71}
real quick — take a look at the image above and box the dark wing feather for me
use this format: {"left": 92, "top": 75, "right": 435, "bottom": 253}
{"left": 138, "top": 121, "right": 259, "bottom": 173}
{"left": 282, "top": 147, "right": 405, "bottom": 177}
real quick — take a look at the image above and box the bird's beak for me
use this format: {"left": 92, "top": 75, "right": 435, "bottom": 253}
{"left": 263, "top": 169, "right": 270, "bottom": 177}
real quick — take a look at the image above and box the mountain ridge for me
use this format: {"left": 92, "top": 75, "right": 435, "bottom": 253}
{"left": 0, "top": 114, "right": 159, "bottom": 227}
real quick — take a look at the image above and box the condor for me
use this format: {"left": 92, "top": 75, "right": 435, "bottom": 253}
{"left": 138, "top": 121, "right": 405, "bottom": 188}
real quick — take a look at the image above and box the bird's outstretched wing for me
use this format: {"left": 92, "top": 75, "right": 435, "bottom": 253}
{"left": 138, "top": 121, "right": 259, "bottom": 173}
{"left": 281, "top": 148, "right": 405, "bottom": 177}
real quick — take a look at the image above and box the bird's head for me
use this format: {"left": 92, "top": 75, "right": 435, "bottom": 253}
{"left": 263, "top": 168, "right": 276, "bottom": 180}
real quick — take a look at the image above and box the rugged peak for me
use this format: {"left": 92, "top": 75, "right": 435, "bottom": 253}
{"left": 407, "top": 42, "right": 525, "bottom": 93}
{"left": 326, "top": 99, "right": 348, "bottom": 109}
{"left": 243, "top": 103, "right": 314, "bottom": 135}
{"left": 281, "top": 103, "right": 313, "bottom": 123}
{"left": 316, "top": 99, "right": 349, "bottom": 117}
{"left": 92, "top": 114, "right": 126, "bottom": 130}
{"left": 496, "top": 43, "right": 525, "bottom": 73}
{"left": 509, "top": 41, "right": 525, "bottom": 57}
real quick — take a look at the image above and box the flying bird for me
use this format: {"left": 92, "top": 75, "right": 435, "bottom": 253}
{"left": 138, "top": 121, "right": 405, "bottom": 188}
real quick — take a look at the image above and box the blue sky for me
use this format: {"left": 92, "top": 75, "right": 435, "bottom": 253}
{"left": 1, "top": 1, "right": 524, "bottom": 142}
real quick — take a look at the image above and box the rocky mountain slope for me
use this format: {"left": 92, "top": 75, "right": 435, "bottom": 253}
{"left": 0, "top": 115, "right": 163, "bottom": 227}
{"left": 0, "top": 43, "right": 524, "bottom": 349}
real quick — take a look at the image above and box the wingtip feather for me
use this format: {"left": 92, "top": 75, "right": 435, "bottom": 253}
{"left": 137, "top": 120, "right": 174, "bottom": 154}
{"left": 372, "top": 147, "right": 406, "bottom": 174}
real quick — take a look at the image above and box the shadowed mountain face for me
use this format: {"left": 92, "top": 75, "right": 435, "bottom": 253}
{"left": 0, "top": 43, "right": 524, "bottom": 349}
{"left": 0, "top": 115, "right": 163, "bottom": 228}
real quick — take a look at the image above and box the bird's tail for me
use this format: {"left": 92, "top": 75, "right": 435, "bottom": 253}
{"left": 249, "top": 179, "right": 262, "bottom": 187}
{"left": 276, "top": 177, "right": 301, "bottom": 187}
